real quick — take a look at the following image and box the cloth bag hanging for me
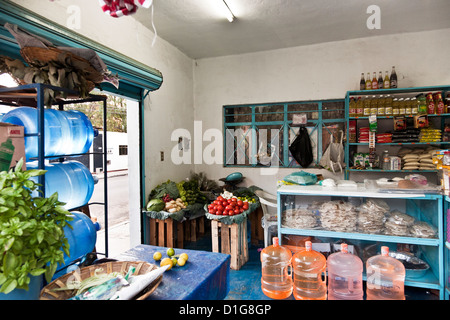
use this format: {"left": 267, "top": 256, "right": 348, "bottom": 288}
{"left": 289, "top": 126, "right": 313, "bottom": 168}
{"left": 319, "top": 130, "right": 345, "bottom": 173}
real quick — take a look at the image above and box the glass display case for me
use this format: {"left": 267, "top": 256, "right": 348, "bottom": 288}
{"left": 277, "top": 184, "right": 445, "bottom": 299}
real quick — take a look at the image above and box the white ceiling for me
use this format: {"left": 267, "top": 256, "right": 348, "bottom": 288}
{"left": 133, "top": 0, "right": 450, "bottom": 59}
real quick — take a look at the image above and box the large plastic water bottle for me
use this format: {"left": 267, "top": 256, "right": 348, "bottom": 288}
{"left": 27, "top": 160, "right": 95, "bottom": 210}
{"left": 2, "top": 107, "right": 94, "bottom": 160}
{"left": 366, "top": 246, "right": 405, "bottom": 300}
{"left": 292, "top": 241, "right": 327, "bottom": 300}
{"left": 260, "top": 237, "right": 293, "bottom": 299}
{"left": 62, "top": 211, "right": 99, "bottom": 267}
{"left": 327, "top": 243, "right": 364, "bottom": 300}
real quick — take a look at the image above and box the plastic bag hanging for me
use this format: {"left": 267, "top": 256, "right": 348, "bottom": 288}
{"left": 319, "top": 130, "right": 345, "bottom": 173}
{"left": 289, "top": 126, "right": 313, "bottom": 168}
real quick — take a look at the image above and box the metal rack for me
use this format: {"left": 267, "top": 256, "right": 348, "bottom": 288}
{"left": 0, "top": 83, "right": 110, "bottom": 256}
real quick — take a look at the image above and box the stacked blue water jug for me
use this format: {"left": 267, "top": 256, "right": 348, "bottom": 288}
{"left": 2, "top": 106, "right": 99, "bottom": 271}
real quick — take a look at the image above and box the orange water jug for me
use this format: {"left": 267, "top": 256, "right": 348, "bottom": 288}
{"left": 292, "top": 241, "right": 327, "bottom": 300}
{"left": 366, "top": 246, "right": 405, "bottom": 300}
{"left": 260, "top": 237, "right": 293, "bottom": 299}
{"left": 327, "top": 243, "right": 364, "bottom": 300}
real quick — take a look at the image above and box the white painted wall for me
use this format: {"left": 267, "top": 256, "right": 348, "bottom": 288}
{"left": 193, "top": 28, "right": 450, "bottom": 194}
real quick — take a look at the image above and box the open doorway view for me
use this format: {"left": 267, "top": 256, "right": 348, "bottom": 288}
{"left": 61, "top": 92, "right": 135, "bottom": 258}
{"left": 0, "top": 74, "right": 134, "bottom": 258}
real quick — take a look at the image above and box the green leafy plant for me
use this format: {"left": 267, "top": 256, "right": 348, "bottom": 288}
{"left": 0, "top": 158, "right": 73, "bottom": 294}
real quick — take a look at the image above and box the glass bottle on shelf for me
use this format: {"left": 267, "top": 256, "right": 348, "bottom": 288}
{"left": 365, "top": 73, "right": 372, "bottom": 90}
{"left": 390, "top": 66, "right": 398, "bottom": 88}
{"left": 383, "top": 71, "right": 390, "bottom": 89}
{"left": 349, "top": 97, "right": 356, "bottom": 117}
{"left": 398, "top": 98, "right": 406, "bottom": 115}
{"left": 411, "top": 97, "right": 418, "bottom": 115}
{"left": 385, "top": 95, "right": 393, "bottom": 115}
{"left": 392, "top": 98, "right": 399, "bottom": 116}
{"left": 356, "top": 97, "right": 363, "bottom": 116}
{"left": 435, "top": 92, "right": 445, "bottom": 114}
{"left": 360, "top": 73, "right": 365, "bottom": 90}
{"left": 370, "top": 96, "right": 378, "bottom": 115}
{"left": 377, "top": 95, "right": 385, "bottom": 115}
{"left": 404, "top": 98, "right": 411, "bottom": 115}
{"left": 363, "top": 96, "right": 371, "bottom": 116}
{"left": 377, "top": 71, "right": 383, "bottom": 90}
{"left": 372, "top": 72, "right": 378, "bottom": 90}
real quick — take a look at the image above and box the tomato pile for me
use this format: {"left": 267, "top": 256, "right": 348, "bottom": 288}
{"left": 207, "top": 195, "right": 250, "bottom": 216}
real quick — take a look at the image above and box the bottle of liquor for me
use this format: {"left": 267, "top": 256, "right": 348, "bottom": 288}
{"left": 372, "top": 72, "right": 378, "bottom": 90}
{"left": 383, "top": 71, "right": 390, "bottom": 89}
{"left": 390, "top": 66, "right": 397, "bottom": 88}
{"left": 377, "top": 71, "right": 383, "bottom": 89}
{"left": 365, "top": 72, "right": 372, "bottom": 90}
{"left": 360, "top": 73, "right": 365, "bottom": 90}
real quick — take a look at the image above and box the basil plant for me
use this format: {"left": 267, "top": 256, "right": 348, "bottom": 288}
{"left": 0, "top": 159, "right": 73, "bottom": 294}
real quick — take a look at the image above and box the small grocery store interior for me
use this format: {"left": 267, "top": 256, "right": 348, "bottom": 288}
{"left": 1, "top": 0, "right": 450, "bottom": 302}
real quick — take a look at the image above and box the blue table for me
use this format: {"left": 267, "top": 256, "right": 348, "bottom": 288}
{"left": 115, "top": 244, "right": 230, "bottom": 300}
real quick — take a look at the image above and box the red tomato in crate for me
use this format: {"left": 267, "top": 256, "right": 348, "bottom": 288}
{"left": 231, "top": 198, "right": 237, "bottom": 202}
{"left": 234, "top": 208, "right": 240, "bottom": 215}
{"left": 243, "top": 202, "right": 249, "bottom": 210}
{"left": 217, "top": 196, "right": 224, "bottom": 201}
{"left": 237, "top": 200, "right": 243, "bottom": 207}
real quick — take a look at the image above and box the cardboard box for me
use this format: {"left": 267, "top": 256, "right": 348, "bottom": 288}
{"left": 0, "top": 122, "right": 26, "bottom": 171}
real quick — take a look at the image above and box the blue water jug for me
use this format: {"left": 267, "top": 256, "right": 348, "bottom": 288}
{"left": 2, "top": 107, "right": 94, "bottom": 160}
{"left": 27, "top": 160, "right": 95, "bottom": 210}
{"left": 63, "top": 211, "right": 99, "bottom": 267}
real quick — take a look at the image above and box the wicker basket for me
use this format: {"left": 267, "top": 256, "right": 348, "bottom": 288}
{"left": 39, "top": 261, "right": 162, "bottom": 300}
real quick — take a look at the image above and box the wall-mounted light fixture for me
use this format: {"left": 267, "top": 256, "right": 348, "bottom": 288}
{"left": 217, "top": 0, "right": 235, "bottom": 22}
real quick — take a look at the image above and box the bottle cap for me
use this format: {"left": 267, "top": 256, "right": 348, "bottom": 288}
{"left": 341, "top": 243, "right": 348, "bottom": 253}
{"left": 305, "top": 241, "right": 312, "bottom": 251}
{"left": 272, "top": 237, "right": 279, "bottom": 247}
{"left": 381, "top": 246, "right": 389, "bottom": 256}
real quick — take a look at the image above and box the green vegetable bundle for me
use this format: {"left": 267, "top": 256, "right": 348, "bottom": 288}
{"left": 177, "top": 180, "right": 207, "bottom": 206}
{"left": 148, "top": 180, "right": 180, "bottom": 201}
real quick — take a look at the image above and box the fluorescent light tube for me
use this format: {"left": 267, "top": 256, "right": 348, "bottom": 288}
{"left": 219, "top": 0, "right": 235, "bottom": 22}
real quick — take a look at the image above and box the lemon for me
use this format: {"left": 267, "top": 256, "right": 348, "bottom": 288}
{"left": 167, "top": 248, "right": 175, "bottom": 257}
{"left": 179, "top": 253, "right": 188, "bottom": 262}
{"left": 153, "top": 251, "right": 162, "bottom": 261}
{"left": 171, "top": 257, "right": 178, "bottom": 267}
{"left": 177, "top": 258, "right": 186, "bottom": 267}
{"left": 160, "top": 257, "right": 173, "bottom": 270}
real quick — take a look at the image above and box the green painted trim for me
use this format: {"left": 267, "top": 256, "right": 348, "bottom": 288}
{"left": 0, "top": 0, "right": 163, "bottom": 91}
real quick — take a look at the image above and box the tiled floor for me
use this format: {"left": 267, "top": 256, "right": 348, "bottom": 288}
{"left": 184, "top": 228, "right": 440, "bottom": 301}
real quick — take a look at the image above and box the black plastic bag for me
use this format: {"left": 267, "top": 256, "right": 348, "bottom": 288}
{"left": 289, "top": 126, "right": 313, "bottom": 168}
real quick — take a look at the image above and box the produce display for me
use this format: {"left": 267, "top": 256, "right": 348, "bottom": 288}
{"left": 207, "top": 191, "right": 250, "bottom": 216}
{"left": 177, "top": 180, "right": 207, "bottom": 205}
{"left": 152, "top": 247, "right": 189, "bottom": 270}
{"left": 146, "top": 179, "right": 204, "bottom": 213}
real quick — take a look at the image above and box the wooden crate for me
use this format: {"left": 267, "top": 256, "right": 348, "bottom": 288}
{"left": 211, "top": 218, "right": 249, "bottom": 270}
{"left": 184, "top": 215, "right": 207, "bottom": 242}
{"left": 148, "top": 218, "right": 183, "bottom": 248}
